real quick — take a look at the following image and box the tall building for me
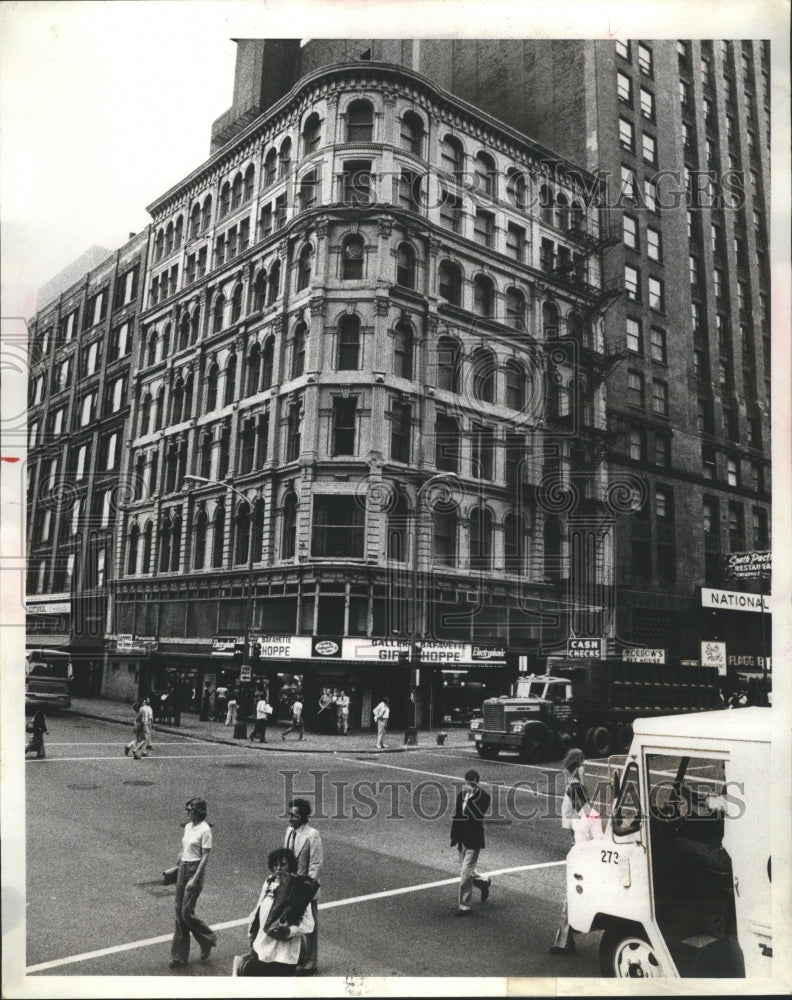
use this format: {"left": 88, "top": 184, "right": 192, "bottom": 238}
{"left": 26, "top": 232, "right": 149, "bottom": 697}
{"left": 111, "top": 57, "right": 620, "bottom": 729}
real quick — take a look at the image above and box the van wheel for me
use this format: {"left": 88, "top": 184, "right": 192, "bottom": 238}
{"left": 616, "top": 724, "right": 633, "bottom": 753}
{"left": 585, "top": 725, "right": 613, "bottom": 757}
{"left": 519, "top": 728, "right": 547, "bottom": 763}
{"left": 476, "top": 744, "right": 500, "bottom": 760}
{"left": 599, "top": 927, "right": 668, "bottom": 977}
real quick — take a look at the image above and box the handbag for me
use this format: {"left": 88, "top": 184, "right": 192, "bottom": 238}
{"left": 26, "top": 722, "right": 34, "bottom": 734}
{"left": 163, "top": 865, "right": 179, "bottom": 885}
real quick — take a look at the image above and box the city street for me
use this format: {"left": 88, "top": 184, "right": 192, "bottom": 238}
{"left": 25, "top": 714, "right": 602, "bottom": 980}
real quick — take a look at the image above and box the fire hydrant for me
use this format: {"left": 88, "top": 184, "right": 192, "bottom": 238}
{"left": 436, "top": 732, "right": 448, "bottom": 746}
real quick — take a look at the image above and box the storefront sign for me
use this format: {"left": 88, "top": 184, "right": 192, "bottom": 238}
{"left": 701, "top": 641, "right": 727, "bottom": 675}
{"left": 212, "top": 635, "right": 244, "bottom": 657}
{"left": 312, "top": 637, "right": 343, "bottom": 658}
{"left": 253, "top": 635, "right": 313, "bottom": 659}
{"left": 701, "top": 588, "right": 771, "bottom": 613}
{"left": 727, "top": 654, "right": 772, "bottom": 670}
{"left": 26, "top": 601, "right": 71, "bottom": 615}
{"left": 725, "top": 550, "right": 771, "bottom": 579}
{"left": 239, "top": 665, "right": 252, "bottom": 682}
{"left": 343, "top": 638, "right": 410, "bottom": 662}
{"left": 341, "top": 638, "right": 506, "bottom": 665}
{"left": 567, "top": 638, "right": 605, "bottom": 659}
{"left": 623, "top": 648, "right": 666, "bottom": 664}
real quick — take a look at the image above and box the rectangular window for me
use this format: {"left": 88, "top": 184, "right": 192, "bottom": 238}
{"left": 656, "top": 485, "right": 672, "bottom": 519}
{"left": 473, "top": 209, "right": 495, "bottom": 248}
{"left": 259, "top": 204, "right": 272, "bottom": 238}
{"left": 275, "top": 193, "right": 287, "bottom": 229}
{"left": 654, "top": 433, "right": 671, "bottom": 467}
{"left": 648, "top": 276, "right": 664, "bottom": 311}
{"left": 390, "top": 401, "right": 412, "bottom": 463}
{"left": 61, "top": 310, "right": 77, "bottom": 342}
{"left": 471, "top": 424, "right": 494, "bottom": 480}
{"left": 650, "top": 326, "right": 667, "bottom": 364}
{"left": 616, "top": 40, "right": 631, "bottom": 61}
{"left": 620, "top": 165, "right": 636, "bottom": 200}
{"left": 623, "top": 213, "right": 638, "bottom": 248}
{"left": 626, "top": 317, "right": 642, "bottom": 353}
{"left": 332, "top": 397, "right": 357, "bottom": 456}
{"left": 311, "top": 495, "right": 365, "bottom": 558}
{"left": 753, "top": 507, "right": 769, "bottom": 548}
{"left": 679, "top": 79, "right": 691, "bottom": 109}
{"left": 640, "top": 87, "right": 655, "bottom": 120}
{"left": 506, "top": 223, "right": 525, "bottom": 262}
{"left": 617, "top": 72, "right": 633, "bottom": 104}
{"left": 286, "top": 402, "right": 301, "bottom": 462}
{"left": 638, "top": 43, "right": 653, "bottom": 76}
{"left": 652, "top": 379, "right": 669, "bottom": 416}
{"left": 628, "top": 369, "right": 645, "bottom": 408}
{"left": 642, "top": 133, "right": 657, "bottom": 164}
{"left": 713, "top": 268, "right": 724, "bottom": 302}
{"left": 644, "top": 178, "right": 657, "bottom": 212}
{"left": 397, "top": 169, "right": 421, "bottom": 211}
{"left": 624, "top": 264, "right": 640, "bottom": 301}
{"left": 80, "top": 393, "right": 95, "bottom": 427}
{"left": 728, "top": 502, "right": 744, "bottom": 549}
{"left": 629, "top": 428, "right": 645, "bottom": 461}
{"left": 619, "top": 117, "right": 635, "bottom": 152}
{"left": 646, "top": 226, "right": 661, "bottom": 261}
{"left": 439, "top": 187, "right": 462, "bottom": 232}
{"left": 727, "top": 457, "right": 739, "bottom": 486}
{"left": 102, "top": 432, "right": 118, "bottom": 471}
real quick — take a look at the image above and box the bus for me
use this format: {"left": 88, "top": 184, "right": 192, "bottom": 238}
{"left": 25, "top": 649, "right": 73, "bottom": 710}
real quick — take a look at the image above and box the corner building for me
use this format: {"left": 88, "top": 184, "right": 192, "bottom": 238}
{"left": 114, "top": 61, "right": 620, "bottom": 728}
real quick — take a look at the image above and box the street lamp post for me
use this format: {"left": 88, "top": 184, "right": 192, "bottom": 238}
{"left": 406, "top": 472, "right": 460, "bottom": 742}
{"left": 184, "top": 475, "right": 256, "bottom": 727}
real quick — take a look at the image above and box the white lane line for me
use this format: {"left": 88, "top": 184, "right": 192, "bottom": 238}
{"left": 25, "top": 753, "right": 256, "bottom": 763}
{"left": 25, "top": 860, "right": 564, "bottom": 973}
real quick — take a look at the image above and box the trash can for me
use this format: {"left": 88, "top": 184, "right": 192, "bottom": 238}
{"left": 404, "top": 726, "right": 418, "bottom": 745}
{"left": 436, "top": 732, "right": 448, "bottom": 745}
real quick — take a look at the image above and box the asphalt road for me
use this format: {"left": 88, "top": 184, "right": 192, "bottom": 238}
{"left": 23, "top": 714, "right": 602, "bottom": 981}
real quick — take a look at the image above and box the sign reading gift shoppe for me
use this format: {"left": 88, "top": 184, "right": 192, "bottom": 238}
{"left": 250, "top": 635, "right": 506, "bottom": 665}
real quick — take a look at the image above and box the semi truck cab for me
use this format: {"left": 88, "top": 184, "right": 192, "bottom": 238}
{"left": 566, "top": 708, "right": 772, "bottom": 978}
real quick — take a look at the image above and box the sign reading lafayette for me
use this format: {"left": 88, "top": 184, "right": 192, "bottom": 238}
{"left": 725, "top": 550, "right": 771, "bottom": 579}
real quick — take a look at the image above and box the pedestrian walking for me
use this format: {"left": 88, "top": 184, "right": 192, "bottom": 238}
{"left": 284, "top": 798, "right": 323, "bottom": 974}
{"left": 450, "top": 768, "right": 491, "bottom": 916}
{"left": 250, "top": 694, "right": 273, "bottom": 742}
{"left": 215, "top": 684, "right": 229, "bottom": 722}
{"left": 170, "top": 684, "right": 182, "bottom": 727}
{"left": 336, "top": 690, "right": 350, "bottom": 735}
{"left": 549, "top": 747, "right": 598, "bottom": 955}
{"left": 317, "top": 689, "right": 335, "bottom": 733}
{"left": 141, "top": 697, "right": 154, "bottom": 753}
{"left": 232, "top": 847, "right": 317, "bottom": 976}
{"left": 25, "top": 708, "right": 49, "bottom": 759}
{"left": 281, "top": 698, "right": 304, "bottom": 741}
{"left": 225, "top": 690, "right": 238, "bottom": 727}
{"left": 373, "top": 696, "right": 390, "bottom": 748}
{"left": 125, "top": 702, "right": 149, "bottom": 759}
{"left": 200, "top": 682, "right": 212, "bottom": 721}
{"left": 169, "top": 797, "right": 217, "bottom": 969}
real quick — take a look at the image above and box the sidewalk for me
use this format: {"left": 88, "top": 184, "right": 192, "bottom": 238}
{"left": 64, "top": 697, "right": 473, "bottom": 754}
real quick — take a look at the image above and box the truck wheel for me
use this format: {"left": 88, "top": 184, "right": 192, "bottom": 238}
{"left": 616, "top": 724, "right": 633, "bottom": 753}
{"left": 585, "top": 726, "right": 613, "bottom": 757}
{"left": 476, "top": 744, "right": 500, "bottom": 760}
{"left": 599, "top": 927, "right": 668, "bottom": 977}
{"left": 519, "top": 728, "right": 547, "bottom": 763}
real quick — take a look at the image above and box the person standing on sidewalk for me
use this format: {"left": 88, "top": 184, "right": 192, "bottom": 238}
{"left": 282, "top": 698, "right": 304, "bottom": 741}
{"left": 225, "top": 688, "right": 238, "bottom": 727}
{"left": 25, "top": 708, "right": 49, "bottom": 759}
{"left": 336, "top": 690, "right": 350, "bottom": 735}
{"left": 373, "top": 697, "right": 390, "bottom": 748}
{"left": 141, "top": 697, "right": 154, "bottom": 754}
{"left": 125, "top": 702, "right": 149, "bottom": 759}
{"left": 284, "top": 798, "right": 323, "bottom": 974}
{"left": 169, "top": 797, "right": 217, "bottom": 969}
{"left": 250, "top": 693, "right": 272, "bottom": 742}
{"left": 450, "top": 768, "right": 491, "bottom": 916}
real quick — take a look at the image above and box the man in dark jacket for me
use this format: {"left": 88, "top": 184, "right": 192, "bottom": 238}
{"left": 450, "top": 768, "right": 492, "bottom": 916}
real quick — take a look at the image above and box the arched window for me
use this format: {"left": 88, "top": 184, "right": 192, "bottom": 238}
{"left": 281, "top": 492, "right": 298, "bottom": 558}
{"left": 341, "top": 234, "right": 365, "bottom": 280}
{"left": 193, "top": 508, "right": 208, "bottom": 569}
{"left": 346, "top": 100, "right": 374, "bottom": 142}
{"left": 146, "top": 330, "right": 158, "bottom": 367}
{"left": 127, "top": 523, "right": 140, "bottom": 574}
{"left": 267, "top": 260, "right": 281, "bottom": 304}
{"left": 253, "top": 269, "right": 267, "bottom": 311}
{"left": 278, "top": 137, "right": 292, "bottom": 178}
{"left": 155, "top": 229, "right": 165, "bottom": 262}
{"left": 231, "top": 283, "right": 244, "bottom": 323}
{"left": 154, "top": 387, "right": 165, "bottom": 431}
{"left": 264, "top": 148, "right": 277, "bottom": 186}
{"left": 234, "top": 502, "right": 251, "bottom": 564}
{"left": 199, "top": 430, "right": 213, "bottom": 478}
{"left": 161, "top": 324, "right": 171, "bottom": 359}
{"left": 473, "top": 274, "right": 495, "bottom": 317}
{"left": 436, "top": 336, "right": 461, "bottom": 392}
{"left": 506, "top": 168, "right": 528, "bottom": 209}
{"left": 393, "top": 321, "right": 414, "bottom": 379}
{"left": 212, "top": 293, "right": 225, "bottom": 333}
{"left": 337, "top": 315, "right": 360, "bottom": 370}
{"left": 171, "top": 513, "right": 182, "bottom": 572}
{"left": 171, "top": 379, "right": 185, "bottom": 424}
{"left": 139, "top": 394, "right": 152, "bottom": 435}
{"left": 472, "top": 347, "right": 496, "bottom": 402}
{"left": 543, "top": 301, "right": 559, "bottom": 338}
{"left": 252, "top": 498, "right": 265, "bottom": 561}
{"left": 400, "top": 111, "right": 424, "bottom": 155}
{"left": 206, "top": 363, "right": 219, "bottom": 412}
{"left": 190, "top": 307, "right": 200, "bottom": 343}
{"left": 506, "top": 287, "right": 526, "bottom": 330}
{"left": 302, "top": 112, "right": 321, "bottom": 153}
{"left": 505, "top": 512, "right": 528, "bottom": 574}
{"left": 231, "top": 172, "right": 243, "bottom": 209}
{"left": 243, "top": 164, "right": 255, "bottom": 201}
{"left": 299, "top": 169, "right": 320, "bottom": 211}
{"left": 247, "top": 343, "right": 261, "bottom": 396}
{"left": 387, "top": 491, "right": 410, "bottom": 561}
{"left": 544, "top": 517, "right": 563, "bottom": 581}
{"left": 438, "top": 260, "right": 462, "bottom": 304}
{"left": 175, "top": 215, "right": 184, "bottom": 247}
{"left": 183, "top": 376, "right": 193, "bottom": 421}
{"left": 212, "top": 506, "right": 226, "bottom": 568}
{"left": 569, "top": 200, "right": 585, "bottom": 233}
{"left": 159, "top": 514, "right": 172, "bottom": 572}
{"left": 396, "top": 243, "right": 416, "bottom": 288}
{"left": 179, "top": 312, "right": 191, "bottom": 351}
{"left": 474, "top": 151, "right": 496, "bottom": 197}
{"left": 291, "top": 322, "right": 307, "bottom": 378}
{"left": 505, "top": 360, "right": 526, "bottom": 410}
{"left": 441, "top": 135, "right": 464, "bottom": 177}
{"left": 555, "top": 192, "right": 569, "bottom": 231}
{"left": 223, "top": 354, "right": 237, "bottom": 406}
{"left": 260, "top": 336, "right": 275, "bottom": 390}
{"left": 219, "top": 181, "right": 231, "bottom": 217}
{"left": 201, "top": 194, "right": 212, "bottom": 231}
{"left": 142, "top": 520, "right": 153, "bottom": 573}
{"left": 296, "top": 245, "right": 313, "bottom": 291}
{"left": 433, "top": 506, "right": 458, "bottom": 566}
{"left": 190, "top": 202, "right": 201, "bottom": 238}
{"left": 539, "top": 185, "right": 554, "bottom": 225}
{"left": 470, "top": 507, "right": 493, "bottom": 570}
